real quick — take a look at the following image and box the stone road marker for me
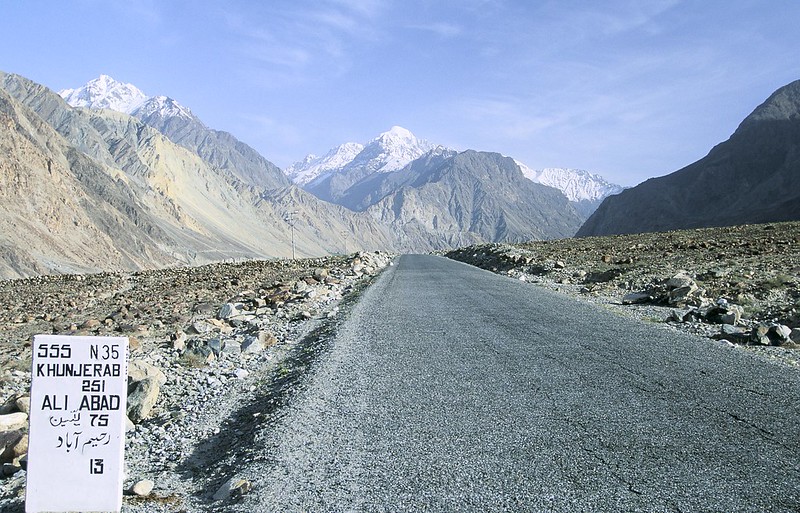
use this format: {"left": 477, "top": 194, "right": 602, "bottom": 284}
{"left": 26, "top": 335, "right": 128, "bottom": 513}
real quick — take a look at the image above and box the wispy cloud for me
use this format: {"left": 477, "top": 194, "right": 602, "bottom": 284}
{"left": 224, "top": 1, "right": 387, "bottom": 87}
{"left": 408, "top": 22, "right": 463, "bottom": 38}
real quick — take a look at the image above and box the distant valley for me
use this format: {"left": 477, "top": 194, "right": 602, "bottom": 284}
{"left": 0, "top": 72, "right": 618, "bottom": 278}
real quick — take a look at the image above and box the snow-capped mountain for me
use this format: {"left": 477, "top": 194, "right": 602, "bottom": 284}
{"left": 515, "top": 161, "right": 623, "bottom": 203}
{"left": 286, "top": 142, "right": 365, "bottom": 186}
{"left": 59, "top": 75, "right": 197, "bottom": 124}
{"left": 59, "top": 75, "right": 288, "bottom": 190}
{"left": 132, "top": 95, "right": 197, "bottom": 122}
{"left": 352, "top": 125, "right": 438, "bottom": 174}
{"left": 59, "top": 74, "right": 148, "bottom": 114}
{"left": 286, "top": 126, "right": 439, "bottom": 188}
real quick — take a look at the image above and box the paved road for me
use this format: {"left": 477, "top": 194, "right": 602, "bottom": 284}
{"left": 244, "top": 254, "right": 800, "bottom": 512}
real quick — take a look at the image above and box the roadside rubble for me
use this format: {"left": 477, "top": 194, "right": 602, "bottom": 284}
{"left": 445, "top": 222, "right": 800, "bottom": 363}
{"left": 0, "top": 251, "right": 393, "bottom": 512}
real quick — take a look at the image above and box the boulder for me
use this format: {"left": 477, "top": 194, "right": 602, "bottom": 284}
{"left": 705, "top": 304, "right": 744, "bottom": 325}
{"left": 218, "top": 340, "right": 239, "bottom": 355}
{"left": 0, "top": 412, "right": 27, "bottom": 432}
{"left": 213, "top": 477, "right": 252, "bottom": 501}
{"left": 622, "top": 292, "right": 652, "bottom": 305}
{"left": 256, "top": 331, "right": 278, "bottom": 349}
{"left": 128, "top": 360, "right": 167, "bottom": 386}
{"left": 666, "top": 273, "right": 695, "bottom": 289}
{"left": 207, "top": 338, "right": 225, "bottom": 356}
{"left": 171, "top": 331, "right": 187, "bottom": 351}
{"left": 751, "top": 323, "right": 794, "bottom": 346}
{"left": 665, "top": 272, "right": 701, "bottom": 305}
{"left": 217, "top": 303, "right": 239, "bottom": 320}
{"left": 0, "top": 433, "right": 27, "bottom": 465}
{"left": 131, "top": 479, "right": 155, "bottom": 497}
{"left": 14, "top": 396, "right": 30, "bottom": 415}
{"left": 127, "top": 377, "right": 160, "bottom": 423}
{"left": 183, "top": 342, "right": 216, "bottom": 365}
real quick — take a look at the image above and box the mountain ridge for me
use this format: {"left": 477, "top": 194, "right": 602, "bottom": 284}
{"left": 0, "top": 71, "right": 602, "bottom": 278}
{"left": 578, "top": 79, "right": 800, "bottom": 236}
{"left": 287, "top": 127, "right": 622, "bottom": 214}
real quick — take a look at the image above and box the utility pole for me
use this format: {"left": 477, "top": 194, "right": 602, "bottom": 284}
{"left": 283, "top": 210, "right": 299, "bottom": 260}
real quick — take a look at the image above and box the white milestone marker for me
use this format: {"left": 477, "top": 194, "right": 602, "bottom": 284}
{"left": 26, "top": 335, "right": 128, "bottom": 513}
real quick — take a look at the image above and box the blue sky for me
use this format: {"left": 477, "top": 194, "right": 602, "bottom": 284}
{"left": 2, "top": 0, "right": 799, "bottom": 186}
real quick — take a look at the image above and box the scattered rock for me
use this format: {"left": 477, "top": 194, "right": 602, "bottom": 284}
{"left": 14, "top": 396, "right": 29, "bottom": 415}
{"left": 131, "top": 479, "right": 155, "bottom": 497}
{"left": 0, "top": 432, "right": 27, "bottom": 465}
{"left": 751, "top": 323, "right": 795, "bottom": 346}
{"left": 127, "top": 377, "right": 160, "bottom": 423}
{"left": 213, "top": 477, "right": 252, "bottom": 501}
{"left": 128, "top": 360, "right": 167, "bottom": 387}
{"left": 2, "top": 462, "right": 21, "bottom": 477}
{"left": 218, "top": 303, "right": 239, "bottom": 320}
{"left": 172, "top": 330, "right": 187, "bottom": 351}
{"left": 623, "top": 292, "right": 652, "bottom": 305}
{"left": 665, "top": 273, "right": 701, "bottom": 306}
{"left": 207, "top": 338, "right": 225, "bottom": 356}
{"left": 0, "top": 251, "right": 394, "bottom": 512}
{"left": 705, "top": 303, "right": 744, "bottom": 325}
{"left": 80, "top": 319, "right": 102, "bottom": 330}
{"left": 0, "top": 412, "right": 27, "bottom": 432}
{"left": 182, "top": 342, "right": 216, "bottom": 365}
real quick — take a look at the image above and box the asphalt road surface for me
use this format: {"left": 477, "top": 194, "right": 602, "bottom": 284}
{"left": 243, "top": 254, "right": 800, "bottom": 512}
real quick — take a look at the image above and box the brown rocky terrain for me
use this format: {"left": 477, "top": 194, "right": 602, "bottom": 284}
{"left": 446, "top": 222, "right": 800, "bottom": 363}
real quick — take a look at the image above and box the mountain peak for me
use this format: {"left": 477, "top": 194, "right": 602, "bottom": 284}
{"left": 59, "top": 75, "right": 148, "bottom": 114}
{"left": 133, "top": 95, "right": 197, "bottom": 122}
{"left": 740, "top": 79, "right": 800, "bottom": 127}
{"left": 285, "top": 142, "right": 365, "bottom": 186}
{"left": 360, "top": 126, "right": 436, "bottom": 173}
{"left": 374, "top": 125, "right": 414, "bottom": 140}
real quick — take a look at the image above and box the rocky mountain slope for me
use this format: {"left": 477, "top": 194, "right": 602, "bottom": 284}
{"left": 0, "top": 71, "right": 611, "bottom": 278}
{"left": 362, "top": 150, "right": 585, "bottom": 249}
{"left": 285, "top": 128, "right": 589, "bottom": 246}
{"left": 0, "top": 85, "right": 177, "bottom": 278}
{"left": 578, "top": 79, "right": 800, "bottom": 236}
{"left": 60, "top": 75, "right": 291, "bottom": 191}
{"left": 0, "top": 72, "right": 396, "bottom": 278}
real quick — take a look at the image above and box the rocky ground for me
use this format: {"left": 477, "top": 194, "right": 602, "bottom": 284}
{"left": 1, "top": 221, "right": 799, "bottom": 511}
{"left": 446, "top": 221, "right": 800, "bottom": 368}
{"left": 0, "top": 251, "right": 393, "bottom": 512}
